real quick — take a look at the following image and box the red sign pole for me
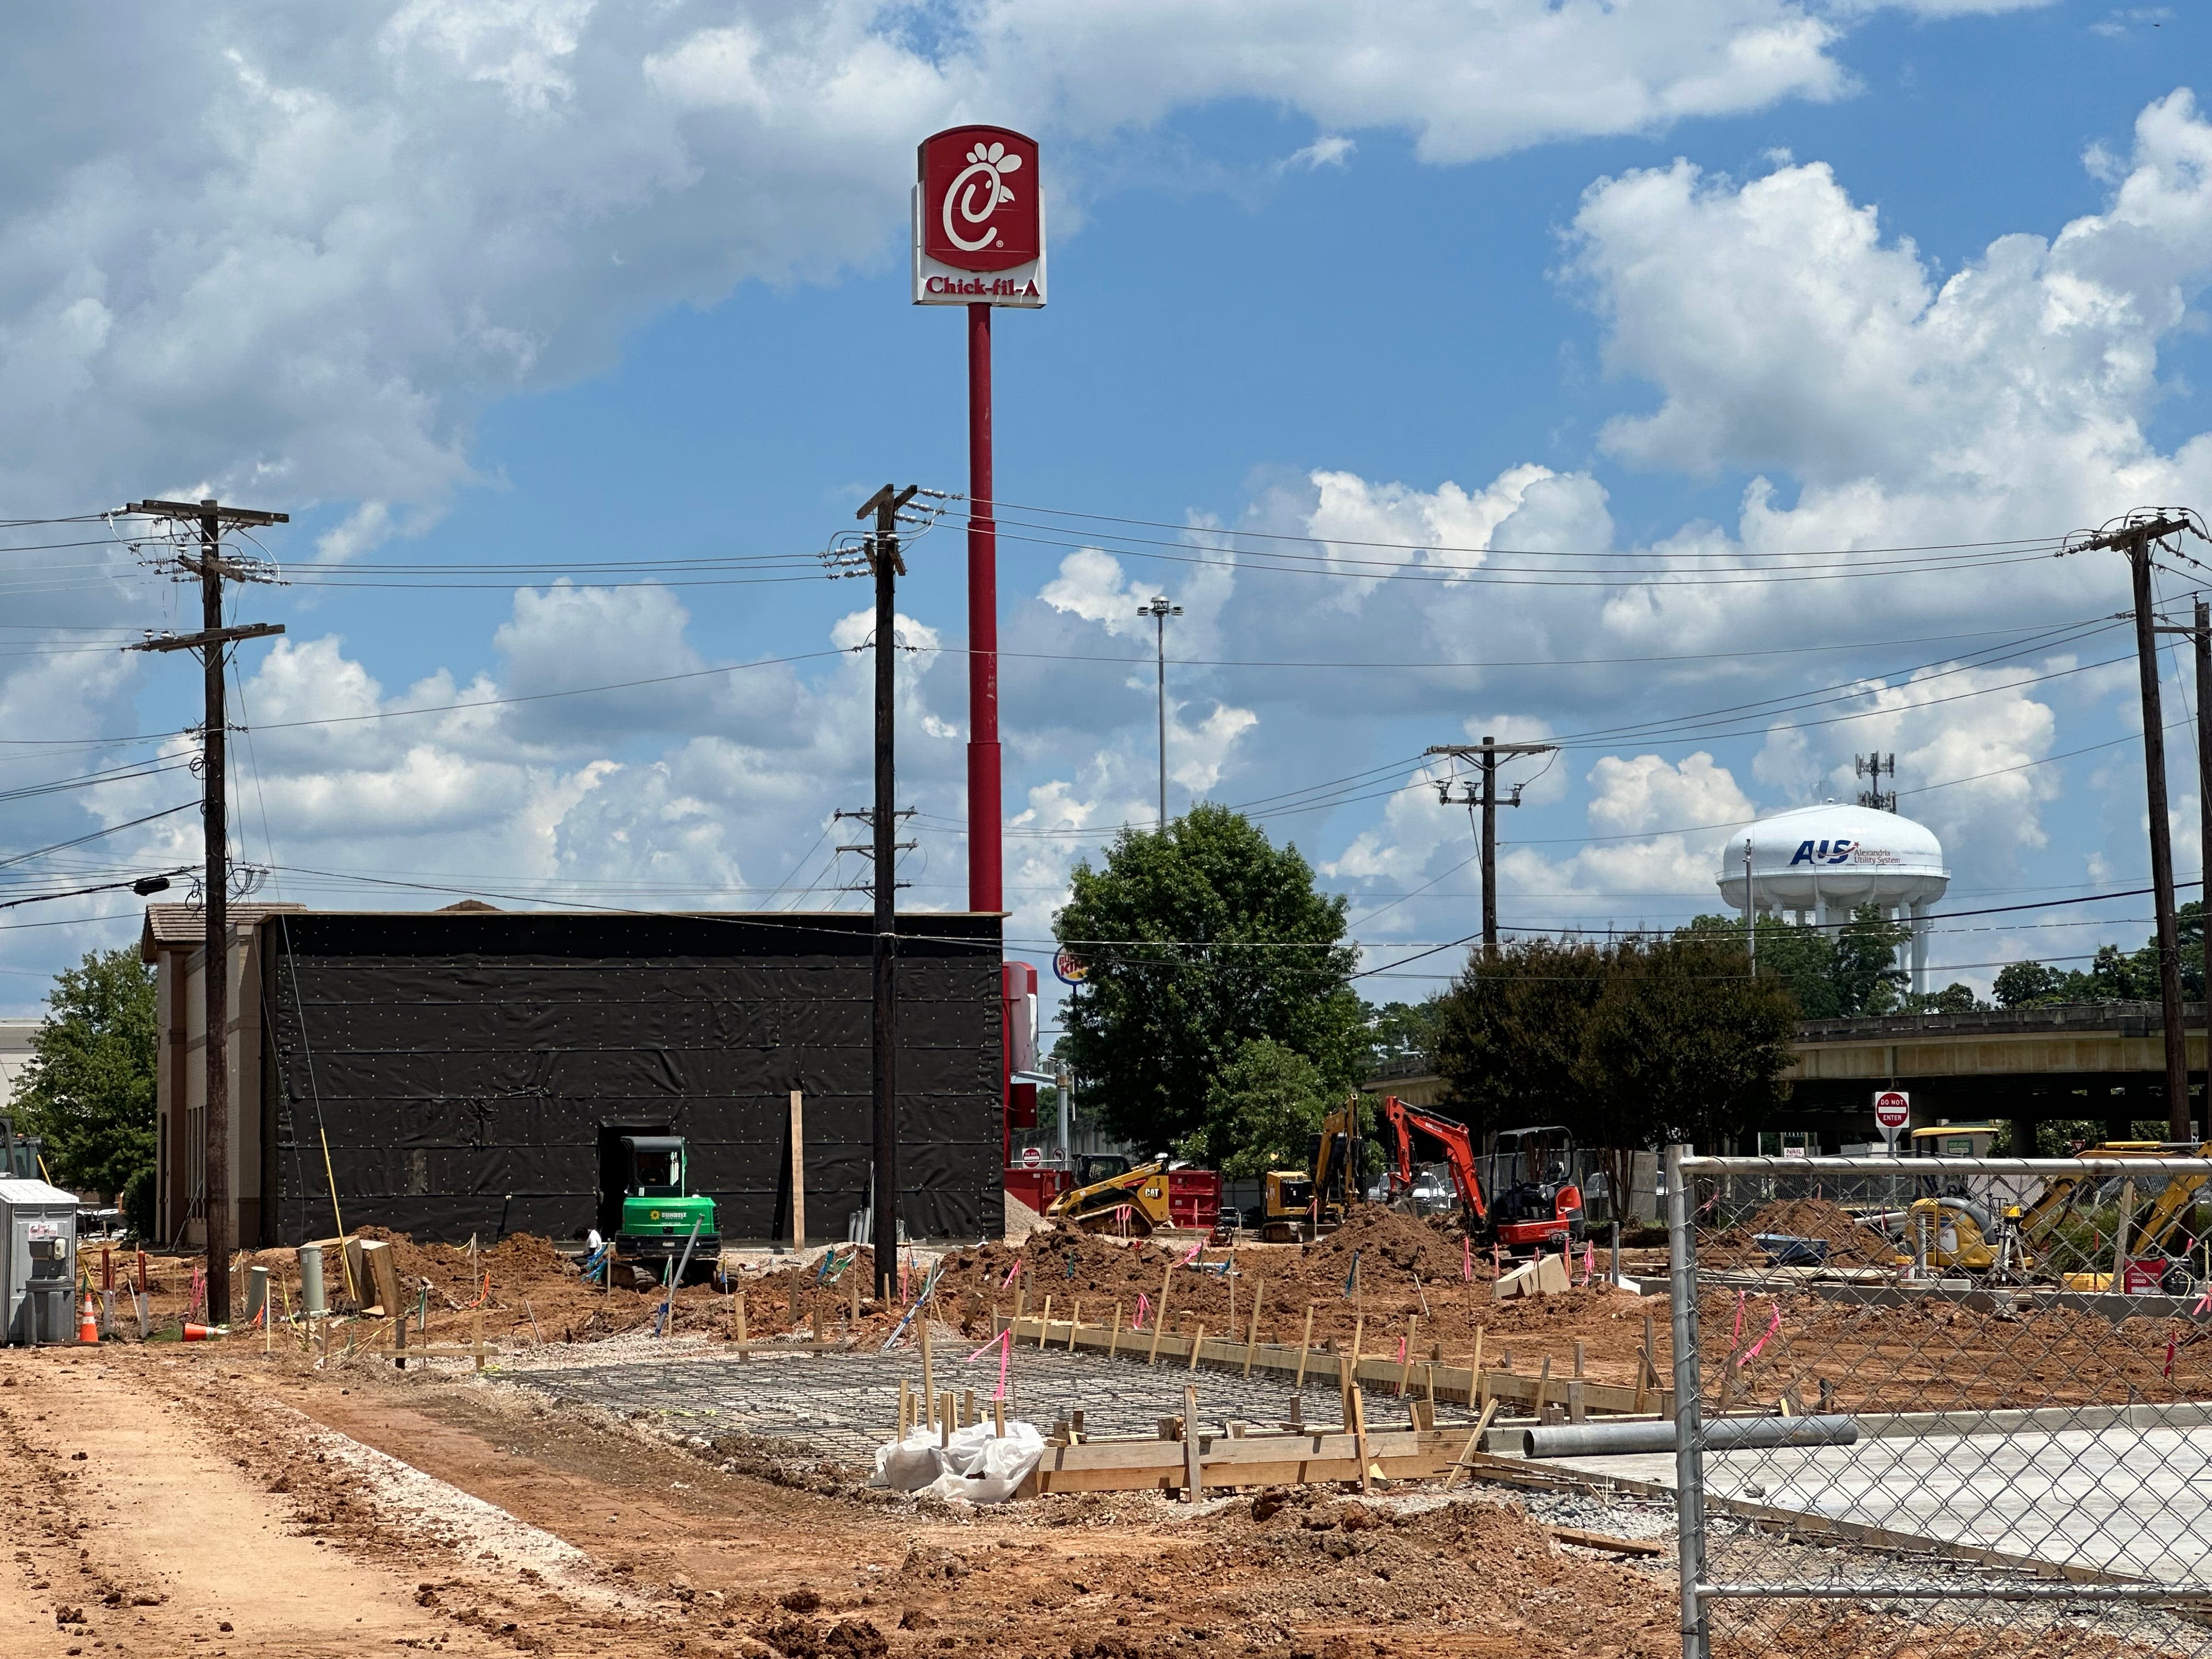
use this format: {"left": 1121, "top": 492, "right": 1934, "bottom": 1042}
{"left": 967, "top": 302, "right": 1001, "bottom": 917}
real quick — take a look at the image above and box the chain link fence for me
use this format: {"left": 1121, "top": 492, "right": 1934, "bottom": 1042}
{"left": 1666, "top": 1150, "right": 2212, "bottom": 1659}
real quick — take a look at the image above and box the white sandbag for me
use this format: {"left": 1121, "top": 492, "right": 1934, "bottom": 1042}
{"left": 872, "top": 1420, "right": 1045, "bottom": 1505}
{"left": 874, "top": 1427, "right": 952, "bottom": 1492}
{"left": 919, "top": 1421, "right": 1045, "bottom": 1505}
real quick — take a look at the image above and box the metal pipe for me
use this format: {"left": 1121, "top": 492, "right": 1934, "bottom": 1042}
{"left": 1057, "top": 1060, "right": 1072, "bottom": 1169}
{"left": 1523, "top": 1413, "right": 1859, "bottom": 1460}
{"left": 296, "top": 1243, "right": 325, "bottom": 1317}
{"left": 1664, "top": 1143, "right": 1709, "bottom": 1659}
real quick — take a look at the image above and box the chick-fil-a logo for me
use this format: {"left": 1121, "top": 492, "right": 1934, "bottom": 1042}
{"left": 918, "top": 126, "right": 1041, "bottom": 274}
{"left": 943, "top": 140, "right": 1022, "bottom": 253}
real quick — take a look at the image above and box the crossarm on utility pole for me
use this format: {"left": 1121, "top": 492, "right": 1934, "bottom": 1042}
{"left": 1426, "top": 740, "right": 1557, "bottom": 957}
{"left": 126, "top": 623, "right": 286, "bottom": 654}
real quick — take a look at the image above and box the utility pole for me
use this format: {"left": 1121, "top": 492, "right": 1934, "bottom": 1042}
{"left": 1137, "top": 595, "right": 1181, "bottom": 828}
{"left": 1744, "top": 837, "right": 1757, "bottom": 979}
{"left": 856, "top": 484, "right": 917, "bottom": 1300}
{"left": 2153, "top": 592, "right": 2212, "bottom": 1143}
{"left": 123, "top": 498, "right": 287, "bottom": 1324}
{"left": 1427, "top": 737, "right": 1556, "bottom": 957}
{"left": 2070, "top": 513, "right": 2205, "bottom": 1141}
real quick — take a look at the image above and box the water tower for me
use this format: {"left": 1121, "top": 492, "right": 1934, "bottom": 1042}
{"left": 1716, "top": 803, "right": 1949, "bottom": 996}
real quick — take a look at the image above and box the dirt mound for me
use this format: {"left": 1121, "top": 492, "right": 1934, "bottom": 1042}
{"left": 1301, "top": 1206, "right": 1470, "bottom": 1284}
{"left": 350, "top": 1227, "right": 575, "bottom": 1300}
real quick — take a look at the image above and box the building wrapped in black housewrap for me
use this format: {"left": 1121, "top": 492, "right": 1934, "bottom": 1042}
{"left": 144, "top": 904, "right": 1003, "bottom": 1249}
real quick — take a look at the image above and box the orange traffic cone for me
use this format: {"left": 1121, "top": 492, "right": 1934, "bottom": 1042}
{"left": 182, "top": 1322, "right": 218, "bottom": 1342}
{"left": 77, "top": 1295, "right": 97, "bottom": 1344}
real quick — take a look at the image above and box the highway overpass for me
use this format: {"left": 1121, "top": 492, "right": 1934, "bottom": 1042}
{"left": 1789, "top": 1002, "right": 2208, "bottom": 1150}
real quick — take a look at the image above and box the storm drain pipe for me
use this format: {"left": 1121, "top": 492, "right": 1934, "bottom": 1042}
{"left": 1521, "top": 1414, "right": 1859, "bottom": 1460}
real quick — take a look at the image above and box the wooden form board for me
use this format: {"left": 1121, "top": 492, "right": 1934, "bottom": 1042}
{"left": 357, "top": 1240, "right": 403, "bottom": 1319}
{"left": 994, "top": 1315, "right": 1671, "bottom": 1418}
{"left": 1018, "top": 1426, "right": 1465, "bottom": 1497}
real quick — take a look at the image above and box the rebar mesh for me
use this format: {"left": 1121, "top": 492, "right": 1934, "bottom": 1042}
{"left": 1668, "top": 1152, "right": 2212, "bottom": 1659}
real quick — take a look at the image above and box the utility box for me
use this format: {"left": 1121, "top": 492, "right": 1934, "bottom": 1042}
{"left": 0, "top": 1180, "right": 79, "bottom": 1345}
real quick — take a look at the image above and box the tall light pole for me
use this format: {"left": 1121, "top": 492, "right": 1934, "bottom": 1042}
{"left": 1138, "top": 595, "right": 1181, "bottom": 828}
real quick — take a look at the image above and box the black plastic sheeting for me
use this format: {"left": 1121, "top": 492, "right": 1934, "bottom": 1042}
{"left": 258, "top": 911, "right": 1003, "bottom": 1246}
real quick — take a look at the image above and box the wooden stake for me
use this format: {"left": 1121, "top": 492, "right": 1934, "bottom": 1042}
{"left": 1349, "top": 1384, "right": 1372, "bottom": 1493}
{"left": 1068, "top": 1299, "right": 1082, "bottom": 1351}
{"left": 963, "top": 1387, "right": 976, "bottom": 1427}
{"left": 1182, "top": 1383, "right": 1203, "bottom": 1503}
{"left": 1533, "top": 1354, "right": 1551, "bottom": 1420}
{"left": 1573, "top": 1339, "right": 1586, "bottom": 1379}
{"left": 1147, "top": 1259, "right": 1173, "bottom": 1365}
{"left": 1397, "top": 1316, "right": 1420, "bottom": 1396}
{"left": 1108, "top": 1301, "right": 1124, "bottom": 1361}
{"left": 849, "top": 1271, "right": 861, "bottom": 1325}
{"left": 992, "top": 1397, "right": 1006, "bottom": 1438}
{"left": 1294, "top": 1304, "right": 1315, "bottom": 1388}
{"left": 1039, "top": 1294, "right": 1053, "bottom": 1348}
{"left": 1243, "top": 1278, "right": 1266, "bottom": 1378}
{"left": 788, "top": 1087, "right": 806, "bottom": 1251}
{"left": 939, "top": 1391, "right": 954, "bottom": 1447}
{"left": 1634, "top": 1315, "right": 1654, "bottom": 1414}
{"left": 1188, "top": 1323, "right": 1205, "bottom": 1372}
{"left": 472, "top": 1307, "right": 486, "bottom": 1374}
{"left": 1472, "top": 1325, "right": 1488, "bottom": 1410}
{"left": 1448, "top": 1398, "right": 1501, "bottom": 1488}
{"left": 735, "top": 1291, "right": 748, "bottom": 1362}
{"left": 1342, "top": 1316, "right": 1365, "bottom": 1428}
{"left": 920, "top": 1317, "right": 936, "bottom": 1425}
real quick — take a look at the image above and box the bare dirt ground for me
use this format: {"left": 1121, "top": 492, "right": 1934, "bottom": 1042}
{"left": 0, "top": 1331, "right": 2183, "bottom": 1659}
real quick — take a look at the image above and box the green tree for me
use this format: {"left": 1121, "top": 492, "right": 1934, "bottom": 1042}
{"left": 1434, "top": 928, "right": 1798, "bottom": 1185}
{"left": 1830, "top": 904, "right": 1912, "bottom": 1015}
{"left": 1178, "top": 1038, "right": 1333, "bottom": 1177}
{"left": 1682, "top": 905, "right": 1910, "bottom": 1018}
{"left": 1054, "top": 805, "right": 1363, "bottom": 1150}
{"left": 1433, "top": 939, "right": 1609, "bottom": 1143}
{"left": 1993, "top": 960, "right": 2067, "bottom": 1008}
{"left": 1911, "top": 982, "right": 1981, "bottom": 1013}
{"left": 1577, "top": 932, "right": 1800, "bottom": 1153}
{"left": 13, "top": 947, "right": 157, "bottom": 1200}
{"left": 1991, "top": 901, "right": 2205, "bottom": 1009}
{"left": 1363, "top": 997, "right": 1443, "bottom": 1068}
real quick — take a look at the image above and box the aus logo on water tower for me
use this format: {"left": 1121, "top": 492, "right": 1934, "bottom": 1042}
{"left": 913, "top": 126, "right": 1046, "bottom": 308}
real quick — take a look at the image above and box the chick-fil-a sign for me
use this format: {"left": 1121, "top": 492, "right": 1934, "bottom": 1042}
{"left": 913, "top": 126, "right": 1046, "bottom": 307}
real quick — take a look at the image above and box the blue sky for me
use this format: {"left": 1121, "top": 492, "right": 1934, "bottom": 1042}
{"left": 0, "top": 0, "right": 2208, "bottom": 1021}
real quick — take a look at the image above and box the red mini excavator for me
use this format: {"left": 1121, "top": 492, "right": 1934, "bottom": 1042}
{"left": 1376, "top": 1095, "right": 1584, "bottom": 1256}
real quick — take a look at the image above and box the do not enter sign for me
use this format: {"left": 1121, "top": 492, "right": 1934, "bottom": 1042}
{"left": 1874, "top": 1089, "right": 1910, "bottom": 1154}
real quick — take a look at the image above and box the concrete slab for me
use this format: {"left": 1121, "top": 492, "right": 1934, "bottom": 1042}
{"left": 1548, "top": 1424, "right": 2212, "bottom": 1585}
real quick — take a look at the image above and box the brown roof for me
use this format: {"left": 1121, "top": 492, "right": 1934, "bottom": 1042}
{"left": 138, "top": 902, "right": 308, "bottom": 961}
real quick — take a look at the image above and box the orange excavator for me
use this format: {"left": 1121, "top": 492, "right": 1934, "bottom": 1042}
{"left": 1376, "top": 1095, "right": 1584, "bottom": 1256}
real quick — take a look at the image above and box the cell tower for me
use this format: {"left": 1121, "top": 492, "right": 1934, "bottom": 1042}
{"left": 1855, "top": 752, "right": 1897, "bottom": 813}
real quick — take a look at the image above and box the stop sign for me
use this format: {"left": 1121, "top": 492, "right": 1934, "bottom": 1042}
{"left": 1874, "top": 1090, "right": 1910, "bottom": 1131}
